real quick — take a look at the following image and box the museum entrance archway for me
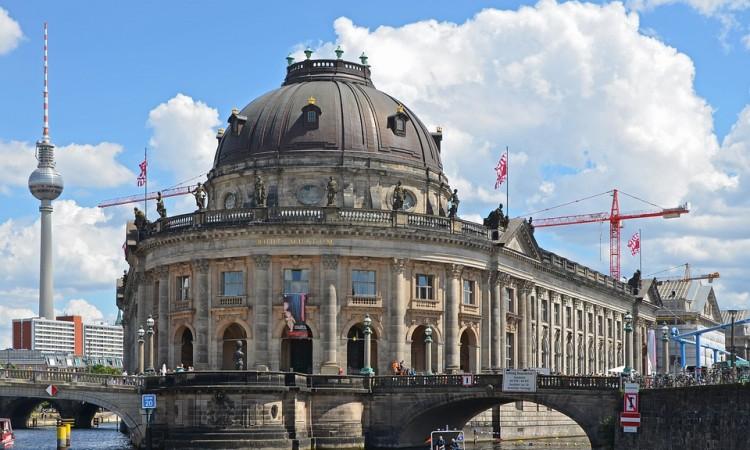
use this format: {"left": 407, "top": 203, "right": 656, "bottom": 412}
{"left": 410, "top": 325, "right": 438, "bottom": 374}
{"left": 460, "top": 328, "right": 477, "bottom": 373}
{"left": 281, "top": 326, "right": 313, "bottom": 373}
{"left": 346, "top": 324, "right": 379, "bottom": 374}
{"left": 221, "top": 323, "right": 248, "bottom": 370}
{"left": 179, "top": 328, "right": 193, "bottom": 368}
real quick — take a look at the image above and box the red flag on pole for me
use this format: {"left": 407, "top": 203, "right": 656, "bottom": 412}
{"left": 494, "top": 153, "right": 508, "bottom": 189}
{"left": 627, "top": 232, "right": 640, "bottom": 256}
{"left": 137, "top": 160, "right": 147, "bottom": 187}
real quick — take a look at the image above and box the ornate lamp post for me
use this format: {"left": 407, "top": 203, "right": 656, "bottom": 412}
{"left": 424, "top": 325, "right": 433, "bottom": 375}
{"left": 729, "top": 309, "right": 738, "bottom": 368}
{"left": 623, "top": 312, "right": 633, "bottom": 377}
{"left": 137, "top": 326, "right": 145, "bottom": 375}
{"left": 360, "top": 314, "right": 374, "bottom": 376}
{"left": 661, "top": 324, "right": 670, "bottom": 375}
{"left": 146, "top": 315, "right": 155, "bottom": 374}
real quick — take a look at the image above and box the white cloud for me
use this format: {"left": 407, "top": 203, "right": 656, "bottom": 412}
{"left": 0, "top": 306, "right": 36, "bottom": 349}
{"left": 0, "top": 8, "right": 22, "bottom": 56}
{"left": 61, "top": 299, "right": 104, "bottom": 323}
{"left": 0, "top": 199, "right": 126, "bottom": 292}
{"left": 0, "top": 140, "right": 135, "bottom": 193}
{"left": 147, "top": 94, "right": 220, "bottom": 182}
{"left": 628, "top": 0, "right": 749, "bottom": 16}
{"left": 743, "top": 33, "right": 750, "bottom": 49}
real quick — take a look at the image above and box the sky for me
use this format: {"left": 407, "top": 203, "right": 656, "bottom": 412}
{"left": 1, "top": 0, "right": 750, "bottom": 348}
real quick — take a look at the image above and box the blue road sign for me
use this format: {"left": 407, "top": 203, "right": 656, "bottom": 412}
{"left": 141, "top": 394, "right": 156, "bottom": 409}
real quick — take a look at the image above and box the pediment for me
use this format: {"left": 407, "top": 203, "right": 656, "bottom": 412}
{"left": 498, "top": 218, "right": 542, "bottom": 261}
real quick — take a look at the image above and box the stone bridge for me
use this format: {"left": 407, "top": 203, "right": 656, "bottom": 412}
{"left": 368, "top": 374, "right": 621, "bottom": 449}
{"left": 0, "top": 369, "right": 144, "bottom": 445}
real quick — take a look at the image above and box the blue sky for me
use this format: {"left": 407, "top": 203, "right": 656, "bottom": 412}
{"left": 1, "top": 0, "right": 750, "bottom": 346}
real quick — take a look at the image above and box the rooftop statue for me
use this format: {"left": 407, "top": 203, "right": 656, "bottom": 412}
{"left": 483, "top": 203, "right": 508, "bottom": 229}
{"left": 326, "top": 176, "right": 338, "bottom": 207}
{"left": 156, "top": 192, "right": 167, "bottom": 220}
{"left": 254, "top": 175, "right": 267, "bottom": 207}
{"left": 448, "top": 189, "right": 460, "bottom": 218}
{"left": 392, "top": 181, "right": 404, "bottom": 211}
{"left": 193, "top": 182, "right": 207, "bottom": 210}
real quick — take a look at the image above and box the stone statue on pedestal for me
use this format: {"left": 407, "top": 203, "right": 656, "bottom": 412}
{"left": 326, "top": 176, "right": 338, "bottom": 206}
{"left": 193, "top": 183, "right": 207, "bottom": 210}
{"left": 156, "top": 192, "right": 167, "bottom": 219}
{"left": 254, "top": 175, "right": 267, "bottom": 207}
{"left": 392, "top": 181, "right": 404, "bottom": 211}
{"left": 233, "top": 340, "right": 245, "bottom": 370}
{"left": 448, "top": 189, "right": 460, "bottom": 218}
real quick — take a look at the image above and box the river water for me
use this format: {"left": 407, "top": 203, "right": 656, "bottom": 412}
{"left": 11, "top": 425, "right": 589, "bottom": 449}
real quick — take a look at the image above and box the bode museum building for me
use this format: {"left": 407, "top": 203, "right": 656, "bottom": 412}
{"left": 118, "top": 54, "right": 659, "bottom": 378}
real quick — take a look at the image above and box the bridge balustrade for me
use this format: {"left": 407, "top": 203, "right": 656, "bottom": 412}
{"left": 537, "top": 375, "right": 620, "bottom": 390}
{"left": 142, "top": 371, "right": 288, "bottom": 389}
{"left": 0, "top": 369, "right": 141, "bottom": 387}
{"left": 307, "top": 375, "right": 366, "bottom": 390}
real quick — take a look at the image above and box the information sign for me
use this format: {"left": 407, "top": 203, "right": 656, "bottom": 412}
{"left": 45, "top": 384, "right": 57, "bottom": 397}
{"left": 141, "top": 393, "right": 157, "bottom": 410}
{"left": 623, "top": 382, "right": 640, "bottom": 394}
{"left": 461, "top": 374, "right": 474, "bottom": 386}
{"left": 502, "top": 369, "right": 537, "bottom": 392}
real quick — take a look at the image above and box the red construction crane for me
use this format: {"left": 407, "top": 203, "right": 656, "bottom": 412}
{"left": 653, "top": 263, "right": 720, "bottom": 284}
{"left": 532, "top": 189, "right": 689, "bottom": 280}
{"left": 97, "top": 184, "right": 197, "bottom": 208}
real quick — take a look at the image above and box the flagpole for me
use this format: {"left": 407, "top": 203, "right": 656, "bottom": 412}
{"left": 505, "top": 146, "right": 509, "bottom": 218}
{"left": 144, "top": 146, "right": 148, "bottom": 221}
{"left": 639, "top": 228, "right": 642, "bottom": 275}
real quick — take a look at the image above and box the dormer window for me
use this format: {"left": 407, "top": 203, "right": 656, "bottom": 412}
{"left": 388, "top": 104, "right": 409, "bottom": 137}
{"left": 302, "top": 96, "right": 322, "bottom": 130}
{"left": 228, "top": 107, "right": 247, "bottom": 136}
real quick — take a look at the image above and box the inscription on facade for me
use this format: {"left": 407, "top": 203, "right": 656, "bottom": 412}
{"left": 255, "top": 238, "right": 334, "bottom": 246}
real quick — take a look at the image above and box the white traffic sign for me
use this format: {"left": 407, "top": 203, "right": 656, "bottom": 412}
{"left": 623, "top": 393, "right": 639, "bottom": 412}
{"left": 45, "top": 385, "right": 57, "bottom": 397}
{"left": 141, "top": 393, "right": 157, "bottom": 410}
{"left": 624, "top": 382, "right": 640, "bottom": 394}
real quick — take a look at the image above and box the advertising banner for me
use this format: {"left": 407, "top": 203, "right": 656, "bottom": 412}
{"left": 283, "top": 293, "right": 309, "bottom": 338}
{"left": 502, "top": 369, "right": 537, "bottom": 392}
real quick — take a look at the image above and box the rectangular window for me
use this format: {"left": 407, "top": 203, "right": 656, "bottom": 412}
{"left": 616, "top": 321, "right": 622, "bottom": 340}
{"left": 542, "top": 300, "right": 549, "bottom": 322}
{"left": 396, "top": 118, "right": 406, "bottom": 132}
{"left": 463, "top": 280, "right": 475, "bottom": 305}
{"left": 554, "top": 303, "right": 561, "bottom": 326}
{"left": 221, "top": 271, "right": 244, "bottom": 296}
{"left": 531, "top": 299, "right": 536, "bottom": 320}
{"left": 176, "top": 275, "right": 190, "bottom": 301}
{"left": 283, "top": 269, "right": 310, "bottom": 294}
{"left": 597, "top": 316, "right": 603, "bottom": 336}
{"left": 588, "top": 313, "right": 593, "bottom": 332}
{"left": 607, "top": 318, "right": 613, "bottom": 338}
{"left": 306, "top": 110, "right": 316, "bottom": 123}
{"left": 416, "top": 274, "right": 434, "bottom": 300}
{"left": 566, "top": 306, "right": 572, "bottom": 328}
{"left": 577, "top": 310, "right": 583, "bottom": 330}
{"left": 506, "top": 288, "right": 515, "bottom": 313}
{"left": 352, "top": 270, "right": 376, "bottom": 296}
{"left": 506, "top": 332, "right": 515, "bottom": 368}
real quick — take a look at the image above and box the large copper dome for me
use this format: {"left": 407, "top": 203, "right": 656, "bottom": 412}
{"left": 213, "top": 58, "right": 443, "bottom": 173}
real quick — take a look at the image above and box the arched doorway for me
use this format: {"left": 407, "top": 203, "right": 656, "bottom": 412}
{"left": 410, "top": 325, "right": 438, "bottom": 374}
{"left": 459, "top": 329, "right": 477, "bottom": 373}
{"left": 346, "top": 324, "right": 379, "bottom": 374}
{"left": 180, "top": 328, "right": 193, "bottom": 368}
{"left": 281, "top": 326, "right": 313, "bottom": 373}
{"left": 221, "top": 323, "right": 248, "bottom": 370}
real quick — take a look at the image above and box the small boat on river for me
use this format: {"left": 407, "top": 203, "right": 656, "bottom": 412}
{"left": 0, "top": 418, "right": 14, "bottom": 448}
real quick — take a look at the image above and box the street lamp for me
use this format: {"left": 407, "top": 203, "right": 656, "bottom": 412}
{"left": 146, "top": 315, "right": 155, "bottom": 374}
{"left": 623, "top": 312, "right": 633, "bottom": 377}
{"left": 424, "top": 325, "right": 433, "bottom": 375}
{"left": 661, "top": 324, "right": 670, "bottom": 375}
{"left": 360, "top": 314, "right": 374, "bottom": 376}
{"left": 137, "top": 326, "right": 145, "bottom": 375}
{"left": 728, "top": 310, "right": 738, "bottom": 368}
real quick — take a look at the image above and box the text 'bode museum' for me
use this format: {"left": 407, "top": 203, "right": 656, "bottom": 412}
{"left": 119, "top": 51, "right": 657, "bottom": 377}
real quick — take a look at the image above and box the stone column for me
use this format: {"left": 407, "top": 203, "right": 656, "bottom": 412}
{"left": 560, "top": 295, "right": 567, "bottom": 374}
{"left": 321, "top": 254, "right": 340, "bottom": 374}
{"left": 445, "top": 264, "right": 462, "bottom": 373}
{"left": 491, "top": 273, "right": 509, "bottom": 371}
{"left": 583, "top": 304, "right": 590, "bottom": 374}
{"left": 391, "top": 259, "right": 408, "bottom": 365}
{"left": 603, "top": 309, "right": 610, "bottom": 371}
{"left": 536, "top": 288, "right": 544, "bottom": 368}
{"left": 157, "top": 267, "right": 169, "bottom": 371}
{"left": 480, "top": 273, "right": 492, "bottom": 372}
{"left": 518, "top": 281, "right": 528, "bottom": 369}
{"left": 634, "top": 319, "right": 643, "bottom": 374}
{"left": 253, "top": 255, "right": 271, "bottom": 370}
{"left": 134, "top": 272, "right": 147, "bottom": 373}
{"left": 572, "top": 299, "right": 580, "bottom": 375}
{"left": 524, "top": 284, "right": 534, "bottom": 369}
{"left": 193, "top": 259, "right": 210, "bottom": 369}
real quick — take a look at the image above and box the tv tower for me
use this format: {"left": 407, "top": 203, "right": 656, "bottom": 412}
{"left": 28, "top": 23, "right": 64, "bottom": 320}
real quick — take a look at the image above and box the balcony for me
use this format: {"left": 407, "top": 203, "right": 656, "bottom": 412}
{"left": 171, "top": 299, "right": 192, "bottom": 313}
{"left": 346, "top": 295, "right": 382, "bottom": 308}
{"left": 214, "top": 295, "right": 247, "bottom": 308}
{"left": 460, "top": 303, "right": 480, "bottom": 316}
{"left": 410, "top": 298, "right": 441, "bottom": 311}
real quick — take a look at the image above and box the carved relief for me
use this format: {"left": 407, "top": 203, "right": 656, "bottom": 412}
{"left": 322, "top": 254, "right": 339, "bottom": 270}
{"left": 448, "top": 264, "right": 463, "bottom": 279}
{"left": 253, "top": 254, "right": 271, "bottom": 270}
{"left": 193, "top": 258, "right": 210, "bottom": 273}
{"left": 392, "top": 258, "right": 407, "bottom": 274}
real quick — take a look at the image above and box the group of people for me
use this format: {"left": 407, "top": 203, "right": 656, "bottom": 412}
{"left": 390, "top": 359, "right": 416, "bottom": 376}
{"left": 432, "top": 435, "right": 462, "bottom": 450}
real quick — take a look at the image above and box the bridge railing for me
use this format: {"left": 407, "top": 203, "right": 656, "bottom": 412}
{"left": 371, "top": 374, "right": 620, "bottom": 391}
{"left": 0, "top": 369, "right": 142, "bottom": 387}
{"left": 142, "top": 371, "right": 288, "bottom": 389}
{"left": 537, "top": 375, "right": 620, "bottom": 390}
{"left": 307, "top": 375, "right": 366, "bottom": 390}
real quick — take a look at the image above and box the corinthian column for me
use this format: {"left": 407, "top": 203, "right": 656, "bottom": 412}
{"left": 321, "top": 254, "right": 340, "bottom": 374}
{"left": 480, "top": 273, "right": 492, "bottom": 372}
{"left": 157, "top": 267, "right": 169, "bottom": 370}
{"left": 445, "top": 264, "right": 462, "bottom": 373}
{"left": 391, "top": 259, "right": 408, "bottom": 364}
{"left": 491, "top": 272, "right": 509, "bottom": 371}
{"left": 253, "top": 255, "right": 271, "bottom": 370}
{"left": 518, "top": 281, "right": 530, "bottom": 368}
{"left": 193, "top": 259, "right": 210, "bottom": 369}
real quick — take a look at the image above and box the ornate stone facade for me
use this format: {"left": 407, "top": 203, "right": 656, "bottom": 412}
{"left": 118, "top": 57, "right": 659, "bottom": 376}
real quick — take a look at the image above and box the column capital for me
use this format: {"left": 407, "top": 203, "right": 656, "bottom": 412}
{"left": 536, "top": 286, "right": 548, "bottom": 297}
{"left": 493, "top": 272, "right": 511, "bottom": 286}
{"left": 253, "top": 254, "right": 271, "bottom": 270}
{"left": 594, "top": 305, "right": 603, "bottom": 314}
{"left": 573, "top": 298, "right": 582, "bottom": 308}
{"left": 154, "top": 266, "right": 169, "bottom": 278}
{"left": 448, "top": 264, "right": 463, "bottom": 279}
{"left": 392, "top": 258, "right": 408, "bottom": 274}
{"left": 518, "top": 280, "right": 534, "bottom": 294}
{"left": 144, "top": 270, "right": 156, "bottom": 284}
{"left": 192, "top": 258, "right": 210, "bottom": 273}
{"left": 322, "top": 254, "right": 339, "bottom": 271}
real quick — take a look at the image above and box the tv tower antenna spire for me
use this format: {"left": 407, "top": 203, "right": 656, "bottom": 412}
{"left": 28, "top": 22, "right": 64, "bottom": 320}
